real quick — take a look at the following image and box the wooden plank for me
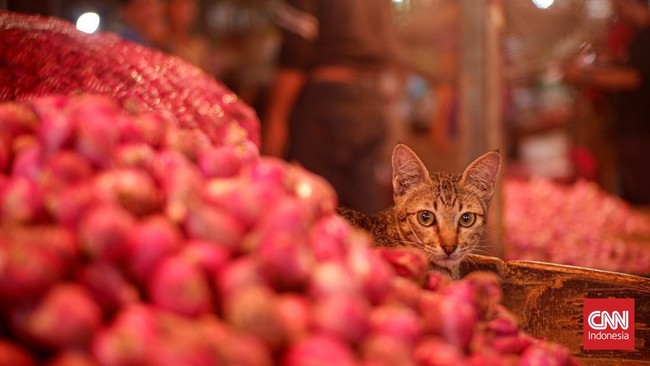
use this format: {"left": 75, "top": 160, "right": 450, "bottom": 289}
{"left": 460, "top": 254, "right": 650, "bottom": 364}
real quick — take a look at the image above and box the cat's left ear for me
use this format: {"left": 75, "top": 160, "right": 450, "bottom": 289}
{"left": 459, "top": 150, "right": 501, "bottom": 200}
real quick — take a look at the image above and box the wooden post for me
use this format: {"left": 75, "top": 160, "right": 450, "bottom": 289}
{"left": 458, "top": 0, "right": 505, "bottom": 257}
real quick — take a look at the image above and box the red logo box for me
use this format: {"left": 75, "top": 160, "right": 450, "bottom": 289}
{"left": 583, "top": 298, "right": 635, "bottom": 350}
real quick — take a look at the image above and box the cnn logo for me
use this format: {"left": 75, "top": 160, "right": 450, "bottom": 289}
{"left": 587, "top": 310, "right": 629, "bottom": 330}
{"left": 583, "top": 298, "right": 634, "bottom": 350}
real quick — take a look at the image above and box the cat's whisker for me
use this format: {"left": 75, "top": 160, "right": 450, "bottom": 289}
{"left": 462, "top": 253, "right": 481, "bottom": 274}
{"left": 392, "top": 239, "right": 421, "bottom": 248}
{"left": 406, "top": 219, "right": 424, "bottom": 245}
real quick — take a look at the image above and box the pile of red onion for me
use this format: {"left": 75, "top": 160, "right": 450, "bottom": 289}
{"left": 0, "top": 94, "right": 575, "bottom": 365}
{"left": 0, "top": 12, "right": 259, "bottom": 147}
{"left": 504, "top": 178, "right": 650, "bottom": 275}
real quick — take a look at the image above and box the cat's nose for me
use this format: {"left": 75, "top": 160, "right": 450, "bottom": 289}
{"left": 442, "top": 245, "right": 457, "bottom": 256}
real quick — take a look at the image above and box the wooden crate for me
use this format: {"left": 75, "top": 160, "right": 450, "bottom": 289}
{"left": 460, "top": 254, "right": 650, "bottom": 365}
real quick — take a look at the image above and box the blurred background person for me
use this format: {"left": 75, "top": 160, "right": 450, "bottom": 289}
{"left": 166, "top": 0, "right": 214, "bottom": 74}
{"left": 263, "top": 0, "right": 399, "bottom": 214}
{"left": 118, "top": 0, "right": 167, "bottom": 49}
{"left": 565, "top": 0, "right": 650, "bottom": 204}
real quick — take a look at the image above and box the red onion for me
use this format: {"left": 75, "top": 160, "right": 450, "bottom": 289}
{"left": 197, "top": 143, "right": 257, "bottom": 179}
{"left": 360, "top": 334, "right": 416, "bottom": 366}
{"left": 78, "top": 204, "right": 136, "bottom": 263}
{"left": 423, "top": 270, "right": 453, "bottom": 292}
{"left": 518, "top": 342, "right": 576, "bottom": 366}
{"left": 0, "top": 136, "right": 9, "bottom": 173}
{"left": 91, "top": 305, "right": 160, "bottom": 366}
{"left": 182, "top": 203, "right": 244, "bottom": 252}
{"left": 148, "top": 254, "right": 214, "bottom": 317}
{"left": 369, "top": 303, "right": 423, "bottom": 344}
{"left": 0, "top": 101, "right": 38, "bottom": 138}
{"left": 312, "top": 293, "right": 371, "bottom": 344}
{"left": 377, "top": 247, "right": 429, "bottom": 285}
{"left": 201, "top": 317, "right": 274, "bottom": 366}
{"left": 308, "top": 214, "right": 351, "bottom": 262}
{"left": 164, "top": 127, "right": 212, "bottom": 163}
{"left": 214, "top": 257, "right": 267, "bottom": 299}
{"left": 41, "top": 151, "right": 94, "bottom": 189}
{"left": 45, "top": 351, "right": 97, "bottom": 366}
{"left": 287, "top": 164, "right": 338, "bottom": 221}
{"left": 0, "top": 233, "right": 67, "bottom": 302}
{"left": 23, "top": 284, "right": 102, "bottom": 349}
{"left": 36, "top": 101, "right": 75, "bottom": 156}
{"left": 43, "top": 182, "right": 97, "bottom": 228}
{"left": 77, "top": 262, "right": 140, "bottom": 315}
{"left": 308, "top": 262, "right": 360, "bottom": 299}
{"left": 254, "top": 230, "right": 314, "bottom": 292}
{"left": 348, "top": 238, "right": 394, "bottom": 305}
{"left": 276, "top": 293, "right": 312, "bottom": 342}
{"left": 69, "top": 96, "right": 121, "bottom": 169}
{"left": 180, "top": 240, "right": 230, "bottom": 277}
{"left": 111, "top": 143, "right": 156, "bottom": 172}
{"left": 0, "top": 338, "right": 36, "bottom": 366}
{"left": 118, "top": 110, "right": 172, "bottom": 148}
{"left": 93, "top": 168, "right": 162, "bottom": 217}
{"left": 126, "top": 214, "right": 183, "bottom": 284}
{"left": 282, "top": 334, "right": 358, "bottom": 366}
{"left": 222, "top": 285, "right": 287, "bottom": 350}
{"left": 0, "top": 176, "right": 43, "bottom": 223}
{"left": 414, "top": 337, "right": 468, "bottom": 366}
{"left": 439, "top": 296, "right": 478, "bottom": 350}
{"left": 384, "top": 277, "right": 423, "bottom": 309}
{"left": 150, "top": 150, "right": 202, "bottom": 221}
{"left": 12, "top": 141, "right": 42, "bottom": 184}
{"left": 203, "top": 177, "right": 284, "bottom": 230}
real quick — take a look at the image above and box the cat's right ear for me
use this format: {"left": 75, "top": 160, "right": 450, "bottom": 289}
{"left": 392, "top": 144, "right": 429, "bottom": 196}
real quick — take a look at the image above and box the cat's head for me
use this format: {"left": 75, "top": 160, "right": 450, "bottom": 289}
{"left": 391, "top": 144, "right": 500, "bottom": 270}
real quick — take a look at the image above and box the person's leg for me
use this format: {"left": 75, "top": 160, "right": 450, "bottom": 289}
{"left": 288, "top": 81, "right": 389, "bottom": 214}
{"left": 619, "top": 136, "right": 650, "bottom": 205}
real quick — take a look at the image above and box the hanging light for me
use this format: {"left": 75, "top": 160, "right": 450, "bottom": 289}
{"left": 76, "top": 12, "right": 101, "bottom": 34}
{"left": 532, "top": 0, "right": 555, "bottom": 9}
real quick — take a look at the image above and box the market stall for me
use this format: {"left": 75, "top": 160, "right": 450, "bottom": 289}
{"left": 1, "top": 4, "right": 650, "bottom": 365}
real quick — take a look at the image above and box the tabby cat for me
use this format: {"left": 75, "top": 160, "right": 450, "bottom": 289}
{"left": 337, "top": 144, "right": 500, "bottom": 279}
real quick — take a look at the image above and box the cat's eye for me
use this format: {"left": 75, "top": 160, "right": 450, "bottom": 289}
{"left": 459, "top": 212, "right": 477, "bottom": 227}
{"left": 417, "top": 210, "right": 436, "bottom": 226}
